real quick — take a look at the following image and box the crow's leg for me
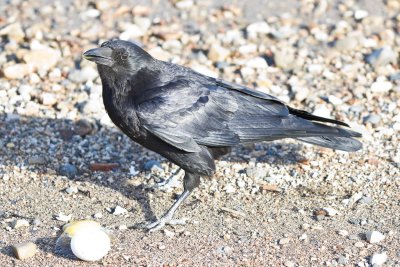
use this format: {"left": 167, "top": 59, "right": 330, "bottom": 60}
{"left": 153, "top": 167, "right": 185, "bottom": 190}
{"left": 140, "top": 172, "right": 200, "bottom": 232}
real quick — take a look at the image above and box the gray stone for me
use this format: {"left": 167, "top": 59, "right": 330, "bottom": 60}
{"left": 59, "top": 164, "right": 78, "bottom": 178}
{"left": 366, "top": 47, "right": 397, "bottom": 67}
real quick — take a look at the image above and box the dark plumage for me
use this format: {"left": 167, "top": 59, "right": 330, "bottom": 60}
{"left": 83, "top": 40, "right": 362, "bottom": 231}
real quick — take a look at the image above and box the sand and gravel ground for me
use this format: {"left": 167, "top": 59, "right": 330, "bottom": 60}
{"left": 0, "top": 0, "right": 399, "bottom": 266}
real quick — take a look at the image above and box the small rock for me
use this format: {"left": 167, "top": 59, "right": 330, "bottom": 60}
{"left": 278, "top": 237, "right": 290, "bottom": 245}
{"left": 55, "top": 213, "right": 72, "bottom": 222}
{"left": 28, "top": 155, "right": 47, "bottom": 165}
{"left": 338, "top": 255, "right": 348, "bottom": 265}
{"left": 354, "top": 241, "right": 364, "bottom": 248}
{"left": 68, "top": 67, "right": 98, "bottom": 83}
{"left": 365, "top": 231, "right": 385, "bottom": 244}
{"left": 364, "top": 114, "right": 381, "bottom": 125}
{"left": 119, "top": 225, "right": 128, "bottom": 230}
{"left": 59, "top": 164, "right": 78, "bottom": 178}
{"left": 175, "top": 0, "right": 193, "bottom": 9}
{"left": 3, "top": 64, "right": 32, "bottom": 79}
{"left": 119, "top": 24, "right": 144, "bottom": 40}
{"left": 338, "top": 230, "right": 349, "bottom": 236}
{"left": 0, "top": 22, "right": 25, "bottom": 42}
{"left": 299, "top": 233, "right": 307, "bottom": 240}
{"left": 323, "top": 207, "right": 338, "bottom": 216}
{"left": 93, "top": 213, "right": 103, "bottom": 219}
{"left": 284, "top": 260, "right": 295, "bottom": 267}
{"left": 274, "top": 49, "right": 296, "bottom": 71}
{"left": 23, "top": 46, "right": 61, "bottom": 72}
{"left": 358, "top": 196, "right": 373, "bottom": 204}
{"left": 13, "top": 242, "right": 37, "bottom": 260}
{"left": 246, "top": 21, "right": 270, "bottom": 36}
{"left": 370, "top": 80, "right": 393, "bottom": 93}
{"left": 90, "top": 163, "right": 119, "bottom": 172}
{"left": 12, "top": 219, "right": 30, "bottom": 229}
{"left": 65, "top": 186, "right": 78, "bottom": 194}
{"left": 245, "top": 57, "right": 268, "bottom": 69}
{"left": 366, "top": 47, "right": 397, "bottom": 67}
{"left": 328, "top": 95, "right": 343, "bottom": 105}
{"left": 143, "top": 160, "right": 162, "bottom": 171}
{"left": 334, "top": 36, "right": 359, "bottom": 51}
{"left": 246, "top": 167, "right": 266, "bottom": 179}
{"left": 354, "top": 10, "right": 368, "bottom": 20}
{"left": 162, "top": 40, "right": 182, "bottom": 53}
{"left": 370, "top": 252, "right": 387, "bottom": 266}
{"left": 225, "top": 184, "right": 236, "bottom": 193}
{"left": 261, "top": 183, "right": 280, "bottom": 192}
{"left": 113, "top": 205, "right": 128, "bottom": 215}
{"left": 74, "top": 119, "right": 93, "bottom": 136}
{"left": 238, "top": 44, "right": 257, "bottom": 55}
{"left": 32, "top": 219, "right": 41, "bottom": 226}
{"left": 163, "top": 229, "right": 175, "bottom": 238}
{"left": 208, "top": 44, "right": 230, "bottom": 62}
{"left": 313, "top": 104, "right": 331, "bottom": 118}
{"left": 41, "top": 93, "right": 57, "bottom": 106}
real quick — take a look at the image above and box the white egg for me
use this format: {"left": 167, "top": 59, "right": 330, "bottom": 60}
{"left": 70, "top": 229, "right": 111, "bottom": 261}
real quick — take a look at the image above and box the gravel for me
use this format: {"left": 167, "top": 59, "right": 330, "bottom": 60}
{"left": 0, "top": 0, "right": 399, "bottom": 266}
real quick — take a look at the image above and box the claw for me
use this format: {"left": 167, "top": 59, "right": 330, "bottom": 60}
{"left": 140, "top": 217, "right": 188, "bottom": 232}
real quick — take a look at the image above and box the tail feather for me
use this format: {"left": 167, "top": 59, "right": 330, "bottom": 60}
{"left": 296, "top": 136, "right": 362, "bottom": 151}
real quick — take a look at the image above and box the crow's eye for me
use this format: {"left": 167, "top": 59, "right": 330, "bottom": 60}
{"left": 101, "top": 41, "right": 110, "bottom": 47}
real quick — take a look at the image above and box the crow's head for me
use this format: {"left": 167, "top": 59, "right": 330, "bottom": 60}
{"left": 83, "top": 40, "right": 154, "bottom": 75}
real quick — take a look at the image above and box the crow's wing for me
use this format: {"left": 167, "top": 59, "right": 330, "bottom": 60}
{"left": 136, "top": 76, "right": 290, "bottom": 152}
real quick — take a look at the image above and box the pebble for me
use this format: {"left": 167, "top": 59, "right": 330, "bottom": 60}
{"left": 370, "top": 252, "right": 387, "bottom": 266}
{"left": 143, "top": 160, "right": 163, "bottom": 172}
{"left": 358, "top": 196, "right": 373, "bottom": 204}
{"left": 328, "top": 95, "right": 343, "bottom": 105}
{"left": 363, "top": 114, "right": 381, "bottom": 125}
{"left": 119, "top": 23, "right": 144, "bottom": 40}
{"left": 113, "top": 205, "right": 128, "bottom": 215}
{"left": 55, "top": 213, "right": 72, "bottom": 222}
{"left": 23, "top": 46, "right": 61, "bottom": 72}
{"left": 370, "top": 80, "right": 393, "bottom": 93}
{"left": 28, "top": 155, "right": 47, "bottom": 165}
{"left": 354, "top": 241, "right": 364, "bottom": 248}
{"left": 0, "top": 22, "right": 25, "bottom": 42}
{"left": 337, "top": 255, "right": 348, "bottom": 265}
{"left": 246, "top": 21, "right": 270, "bottom": 37}
{"left": 163, "top": 229, "right": 175, "bottom": 238}
{"left": 32, "top": 218, "right": 41, "bottom": 226}
{"left": 41, "top": 93, "right": 57, "bottom": 106}
{"left": 365, "top": 231, "right": 385, "bottom": 244}
{"left": 366, "top": 47, "right": 397, "bottom": 67}
{"left": 224, "top": 184, "right": 236, "bottom": 193}
{"left": 284, "top": 261, "right": 295, "bottom": 267}
{"left": 65, "top": 186, "right": 78, "bottom": 194}
{"left": 354, "top": 10, "right": 368, "bottom": 20}
{"left": 313, "top": 104, "right": 331, "bottom": 118}
{"left": 13, "top": 219, "right": 30, "bottom": 229}
{"left": 323, "top": 207, "right": 338, "bottom": 216}
{"left": 13, "top": 242, "right": 37, "bottom": 260}
{"left": 338, "top": 230, "right": 349, "bottom": 236}
{"left": 334, "top": 36, "right": 360, "bottom": 51}
{"left": 59, "top": 164, "right": 78, "bottom": 178}
{"left": 278, "top": 237, "right": 290, "bottom": 245}
{"left": 3, "top": 64, "right": 32, "bottom": 79}
{"left": 274, "top": 49, "right": 296, "bottom": 71}
{"left": 68, "top": 67, "right": 98, "bottom": 83}
{"left": 93, "top": 213, "right": 103, "bottom": 219}
{"left": 208, "top": 44, "right": 230, "bottom": 62}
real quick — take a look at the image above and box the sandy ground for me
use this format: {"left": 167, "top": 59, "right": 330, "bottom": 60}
{"left": 1, "top": 0, "right": 399, "bottom": 266}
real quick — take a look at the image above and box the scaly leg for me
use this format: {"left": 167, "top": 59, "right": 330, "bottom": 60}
{"left": 139, "top": 172, "right": 200, "bottom": 232}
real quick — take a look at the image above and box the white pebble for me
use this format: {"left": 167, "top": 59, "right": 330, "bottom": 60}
{"left": 354, "top": 10, "right": 368, "bottom": 20}
{"left": 113, "top": 205, "right": 128, "bottom": 215}
{"left": 323, "top": 207, "right": 338, "bottom": 216}
{"left": 371, "top": 80, "right": 393, "bottom": 93}
{"left": 56, "top": 213, "right": 72, "bottom": 222}
{"left": 366, "top": 231, "right": 385, "bottom": 243}
{"left": 370, "top": 252, "right": 387, "bottom": 266}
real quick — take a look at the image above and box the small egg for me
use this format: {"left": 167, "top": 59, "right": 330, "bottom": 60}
{"left": 70, "top": 229, "right": 111, "bottom": 261}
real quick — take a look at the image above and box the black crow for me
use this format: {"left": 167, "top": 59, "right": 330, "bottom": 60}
{"left": 83, "top": 40, "right": 361, "bottom": 231}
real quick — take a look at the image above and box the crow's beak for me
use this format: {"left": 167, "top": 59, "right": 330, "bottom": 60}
{"left": 83, "top": 47, "right": 113, "bottom": 66}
